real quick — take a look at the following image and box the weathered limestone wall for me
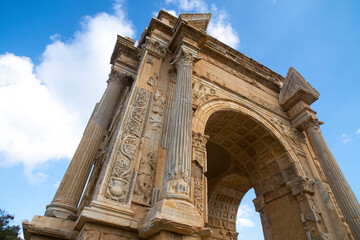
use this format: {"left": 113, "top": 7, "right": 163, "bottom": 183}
{"left": 23, "top": 10, "right": 359, "bottom": 240}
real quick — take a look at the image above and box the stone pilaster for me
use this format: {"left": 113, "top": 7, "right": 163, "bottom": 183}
{"left": 45, "top": 69, "right": 132, "bottom": 220}
{"left": 139, "top": 46, "right": 204, "bottom": 239}
{"left": 300, "top": 116, "right": 360, "bottom": 239}
{"left": 253, "top": 195, "right": 272, "bottom": 240}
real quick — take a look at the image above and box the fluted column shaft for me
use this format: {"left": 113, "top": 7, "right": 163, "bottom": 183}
{"left": 45, "top": 71, "right": 128, "bottom": 220}
{"left": 305, "top": 121, "right": 360, "bottom": 238}
{"left": 163, "top": 49, "right": 195, "bottom": 198}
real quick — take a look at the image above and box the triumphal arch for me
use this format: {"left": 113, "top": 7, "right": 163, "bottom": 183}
{"left": 23, "top": 11, "right": 360, "bottom": 240}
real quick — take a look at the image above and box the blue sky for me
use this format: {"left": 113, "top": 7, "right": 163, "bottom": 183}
{"left": 0, "top": 0, "right": 359, "bottom": 239}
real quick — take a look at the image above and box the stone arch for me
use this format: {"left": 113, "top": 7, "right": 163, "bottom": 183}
{"left": 193, "top": 98, "right": 304, "bottom": 175}
{"left": 193, "top": 99, "right": 311, "bottom": 239}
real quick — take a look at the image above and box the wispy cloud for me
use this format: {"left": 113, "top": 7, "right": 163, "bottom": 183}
{"left": 53, "top": 180, "right": 61, "bottom": 188}
{"left": 0, "top": 2, "right": 136, "bottom": 183}
{"left": 356, "top": 129, "right": 360, "bottom": 135}
{"left": 236, "top": 204, "right": 255, "bottom": 228}
{"left": 165, "top": 0, "right": 207, "bottom": 12}
{"left": 341, "top": 133, "right": 351, "bottom": 144}
{"left": 207, "top": 5, "right": 240, "bottom": 49}
{"left": 163, "top": 0, "right": 240, "bottom": 49}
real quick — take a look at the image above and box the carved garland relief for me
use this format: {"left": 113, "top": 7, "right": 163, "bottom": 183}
{"left": 106, "top": 88, "right": 150, "bottom": 203}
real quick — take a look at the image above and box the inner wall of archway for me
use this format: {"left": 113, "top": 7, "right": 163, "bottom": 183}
{"left": 204, "top": 110, "right": 302, "bottom": 239}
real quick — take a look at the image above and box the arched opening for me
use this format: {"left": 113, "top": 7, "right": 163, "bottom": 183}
{"left": 204, "top": 110, "right": 305, "bottom": 239}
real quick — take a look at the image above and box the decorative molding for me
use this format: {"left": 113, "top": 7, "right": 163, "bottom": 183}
{"left": 250, "top": 94, "right": 278, "bottom": 112}
{"left": 279, "top": 67, "right": 319, "bottom": 111}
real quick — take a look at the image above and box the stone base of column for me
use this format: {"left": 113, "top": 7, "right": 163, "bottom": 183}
{"left": 22, "top": 215, "right": 78, "bottom": 240}
{"left": 45, "top": 202, "right": 78, "bottom": 221}
{"left": 138, "top": 198, "right": 205, "bottom": 239}
{"left": 74, "top": 200, "right": 138, "bottom": 232}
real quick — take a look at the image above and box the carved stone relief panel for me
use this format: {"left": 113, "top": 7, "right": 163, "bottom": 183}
{"left": 105, "top": 87, "right": 150, "bottom": 204}
{"left": 133, "top": 152, "right": 156, "bottom": 205}
{"left": 286, "top": 176, "right": 330, "bottom": 239}
{"left": 207, "top": 186, "right": 242, "bottom": 239}
{"left": 149, "top": 90, "right": 166, "bottom": 131}
{"left": 192, "top": 80, "right": 216, "bottom": 108}
{"left": 191, "top": 131, "right": 209, "bottom": 220}
{"left": 147, "top": 73, "right": 159, "bottom": 88}
{"left": 133, "top": 90, "right": 166, "bottom": 206}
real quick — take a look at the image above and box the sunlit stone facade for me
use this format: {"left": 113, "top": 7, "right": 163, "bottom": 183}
{"left": 23, "top": 10, "right": 360, "bottom": 240}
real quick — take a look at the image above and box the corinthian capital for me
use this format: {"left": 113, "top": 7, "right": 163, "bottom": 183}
{"left": 107, "top": 70, "right": 134, "bottom": 85}
{"left": 171, "top": 45, "right": 200, "bottom": 67}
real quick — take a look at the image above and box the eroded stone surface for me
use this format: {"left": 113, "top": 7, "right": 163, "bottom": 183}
{"left": 23, "top": 10, "right": 358, "bottom": 240}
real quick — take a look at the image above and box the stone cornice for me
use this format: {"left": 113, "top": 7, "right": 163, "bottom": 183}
{"left": 169, "top": 21, "right": 208, "bottom": 55}
{"left": 110, "top": 35, "right": 141, "bottom": 65}
{"left": 157, "top": 10, "right": 177, "bottom": 28}
{"left": 202, "top": 37, "right": 283, "bottom": 92}
{"left": 138, "top": 18, "right": 173, "bottom": 48}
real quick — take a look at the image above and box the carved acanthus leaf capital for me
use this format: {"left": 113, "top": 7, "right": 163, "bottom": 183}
{"left": 286, "top": 176, "right": 315, "bottom": 196}
{"left": 107, "top": 70, "right": 134, "bottom": 85}
{"left": 192, "top": 131, "right": 210, "bottom": 149}
{"left": 141, "top": 36, "right": 167, "bottom": 58}
{"left": 171, "top": 45, "right": 200, "bottom": 67}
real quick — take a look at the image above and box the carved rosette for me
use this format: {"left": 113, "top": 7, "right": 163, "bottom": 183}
{"left": 105, "top": 88, "right": 150, "bottom": 203}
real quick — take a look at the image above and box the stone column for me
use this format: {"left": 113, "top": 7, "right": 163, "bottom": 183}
{"left": 162, "top": 46, "right": 198, "bottom": 200}
{"left": 138, "top": 46, "right": 204, "bottom": 239}
{"left": 302, "top": 118, "right": 360, "bottom": 238}
{"left": 45, "top": 70, "right": 132, "bottom": 220}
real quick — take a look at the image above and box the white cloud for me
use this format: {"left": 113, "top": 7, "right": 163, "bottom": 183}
{"left": 165, "top": 0, "right": 207, "bottom": 12}
{"left": 341, "top": 133, "right": 351, "bottom": 144}
{"left": 163, "top": 1, "right": 240, "bottom": 49}
{"left": 36, "top": 2, "right": 135, "bottom": 124}
{"left": 164, "top": 9, "right": 178, "bottom": 17}
{"left": 0, "top": 2, "right": 136, "bottom": 183}
{"left": 53, "top": 180, "right": 60, "bottom": 188}
{"left": 236, "top": 204, "right": 255, "bottom": 228}
{"left": 356, "top": 129, "right": 360, "bottom": 135}
{"left": 207, "top": 5, "right": 240, "bottom": 49}
{"left": 0, "top": 53, "right": 81, "bottom": 183}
